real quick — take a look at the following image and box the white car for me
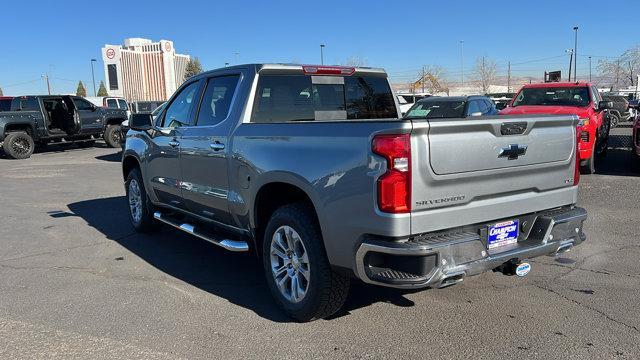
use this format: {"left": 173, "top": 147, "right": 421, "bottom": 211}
{"left": 85, "top": 96, "right": 131, "bottom": 118}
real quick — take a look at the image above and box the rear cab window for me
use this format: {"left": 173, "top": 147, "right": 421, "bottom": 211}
{"left": 0, "top": 99, "right": 11, "bottom": 111}
{"left": 250, "top": 69, "right": 397, "bottom": 123}
{"left": 106, "top": 99, "right": 118, "bottom": 108}
{"left": 12, "top": 97, "right": 39, "bottom": 111}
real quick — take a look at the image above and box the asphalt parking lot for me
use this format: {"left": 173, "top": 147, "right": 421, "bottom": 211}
{"left": 0, "top": 126, "right": 638, "bottom": 359}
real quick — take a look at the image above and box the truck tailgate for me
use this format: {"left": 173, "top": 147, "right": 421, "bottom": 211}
{"left": 410, "top": 115, "right": 579, "bottom": 234}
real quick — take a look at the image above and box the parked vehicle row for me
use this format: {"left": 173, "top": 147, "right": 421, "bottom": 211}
{"left": 122, "top": 64, "right": 587, "bottom": 321}
{"left": 0, "top": 95, "right": 127, "bottom": 159}
{"left": 499, "top": 82, "right": 612, "bottom": 174}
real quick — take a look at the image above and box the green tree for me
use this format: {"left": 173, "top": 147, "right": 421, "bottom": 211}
{"left": 0, "top": 87, "right": 3, "bottom": 96}
{"left": 76, "top": 81, "right": 87, "bottom": 97}
{"left": 184, "top": 57, "right": 203, "bottom": 81}
{"left": 97, "top": 81, "right": 108, "bottom": 97}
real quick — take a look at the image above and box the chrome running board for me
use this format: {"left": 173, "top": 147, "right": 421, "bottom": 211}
{"left": 153, "top": 211, "right": 249, "bottom": 252}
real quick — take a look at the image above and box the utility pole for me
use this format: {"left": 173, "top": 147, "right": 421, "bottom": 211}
{"left": 421, "top": 66, "right": 425, "bottom": 93}
{"left": 460, "top": 40, "right": 464, "bottom": 86}
{"left": 507, "top": 61, "right": 512, "bottom": 93}
{"left": 320, "top": 44, "right": 325, "bottom": 65}
{"left": 90, "top": 59, "right": 97, "bottom": 96}
{"left": 573, "top": 26, "right": 579, "bottom": 82}
{"left": 41, "top": 75, "right": 51, "bottom": 95}
{"left": 630, "top": 61, "right": 634, "bottom": 86}
{"left": 588, "top": 56, "right": 592, "bottom": 82}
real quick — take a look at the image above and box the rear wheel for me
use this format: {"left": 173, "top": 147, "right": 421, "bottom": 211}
{"left": 262, "top": 203, "right": 349, "bottom": 322}
{"left": 125, "top": 168, "right": 159, "bottom": 232}
{"left": 104, "top": 124, "right": 121, "bottom": 148}
{"left": 3, "top": 131, "right": 35, "bottom": 159}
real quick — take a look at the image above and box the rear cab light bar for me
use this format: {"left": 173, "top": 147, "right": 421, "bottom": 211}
{"left": 302, "top": 65, "right": 355, "bottom": 76}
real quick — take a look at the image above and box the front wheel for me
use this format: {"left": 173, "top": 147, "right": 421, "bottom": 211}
{"left": 3, "top": 131, "right": 35, "bottom": 159}
{"left": 125, "top": 168, "right": 159, "bottom": 232}
{"left": 104, "top": 124, "right": 121, "bottom": 148}
{"left": 262, "top": 203, "right": 350, "bottom": 322}
{"left": 580, "top": 140, "right": 597, "bottom": 174}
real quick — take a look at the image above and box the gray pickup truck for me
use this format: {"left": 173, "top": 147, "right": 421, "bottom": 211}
{"left": 122, "top": 64, "right": 587, "bottom": 321}
{"left": 0, "top": 95, "right": 127, "bottom": 159}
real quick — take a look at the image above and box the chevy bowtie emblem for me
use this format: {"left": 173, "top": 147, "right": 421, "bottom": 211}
{"left": 499, "top": 144, "right": 528, "bottom": 160}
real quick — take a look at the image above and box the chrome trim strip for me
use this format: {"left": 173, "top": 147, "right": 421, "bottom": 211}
{"left": 153, "top": 212, "right": 249, "bottom": 252}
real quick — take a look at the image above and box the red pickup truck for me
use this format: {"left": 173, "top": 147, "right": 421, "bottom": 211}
{"left": 500, "top": 82, "right": 613, "bottom": 174}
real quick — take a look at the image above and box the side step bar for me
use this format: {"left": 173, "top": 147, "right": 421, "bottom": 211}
{"left": 153, "top": 212, "right": 249, "bottom": 252}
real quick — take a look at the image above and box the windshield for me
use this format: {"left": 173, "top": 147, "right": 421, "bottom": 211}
{"left": 404, "top": 100, "right": 466, "bottom": 119}
{"left": 512, "top": 87, "right": 591, "bottom": 107}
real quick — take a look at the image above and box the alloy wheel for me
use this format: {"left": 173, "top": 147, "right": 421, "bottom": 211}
{"left": 269, "top": 225, "right": 310, "bottom": 303}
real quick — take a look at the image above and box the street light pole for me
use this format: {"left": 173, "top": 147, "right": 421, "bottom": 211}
{"left": 573, "top": 26, "right": 578, "bottom": 82}
{"left": 320, "top": 44, "right": 325, "bottom": 65}
{"left": 460, "top": 40, "right": 464, "bottom": 86}
{"left": 90, "top": 59, "right": 97, "bottom": 96}
{"left": 589, "top": 56, "right": 592, "bottom": 82}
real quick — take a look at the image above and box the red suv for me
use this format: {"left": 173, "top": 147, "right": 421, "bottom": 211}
{"left": 500, "top": 82, "right": 612, "bottom": 173}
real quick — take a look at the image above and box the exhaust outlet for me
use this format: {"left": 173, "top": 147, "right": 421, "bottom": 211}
{"left": 555, "top": 241, "right": 574, "bottom": 256}
{"left": 438, "top": 273, "right": 465, "bottom": 288}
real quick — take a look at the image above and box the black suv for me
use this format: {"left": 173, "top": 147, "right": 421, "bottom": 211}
{"left": 0, "top": 95, "right": 127, "bottom": 159}
{"left": 404, "top": 95, "right": 499, "bottom": 119}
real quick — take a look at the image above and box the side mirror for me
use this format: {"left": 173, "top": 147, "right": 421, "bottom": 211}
{"left": 129, "top": 113, "right": 153, "bottom": 131}
{"left": 470, "top": 112, "right": 483, "bottom": 117}
{"left": 91, "top": 104, "right": 98, "bottom": 112}
{"left": 598, "top": 101, "right": 613, "bottom": 110}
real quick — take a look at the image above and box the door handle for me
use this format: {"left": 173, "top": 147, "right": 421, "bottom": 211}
{"left": 168, "top": 140, "right": 180, "bottom": 148}
{"left": 210, "top": 142, "right": 225, "bottom": 151}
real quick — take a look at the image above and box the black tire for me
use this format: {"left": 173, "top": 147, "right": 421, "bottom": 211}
{"left": 262, "top": 203, "right": 349, "bottom": 322}
{"left": 3, "top": 131, "right": 35, "bottom": 159}
{"left": 104, "top": 124, "right": 121, "bottom": 148}
{"left": 125, "top": 168, "right": 159, "bottom": 232}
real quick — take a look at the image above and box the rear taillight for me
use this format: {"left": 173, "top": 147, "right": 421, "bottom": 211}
{"left": 373, "top": 134, "right": 411, "bottom": 213}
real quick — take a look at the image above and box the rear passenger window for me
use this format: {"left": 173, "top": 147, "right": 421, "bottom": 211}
{"left": 14, "top": 97, "right": 39, "bottom": 111}
{"left": 196, "top": 75, "right": 240, "bottom": 126}
{"left": 251, "top": 74, "right": 397, "bottom": 123}
{"left": 117, "top": 99, "right": 128, "bottom": 110}
{"left": 344, "top": 76, "right": 396, "bottom": 119}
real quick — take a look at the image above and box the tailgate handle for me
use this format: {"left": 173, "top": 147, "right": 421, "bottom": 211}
{"left": 501, "top": 122, "right": 527, "bottom": 136}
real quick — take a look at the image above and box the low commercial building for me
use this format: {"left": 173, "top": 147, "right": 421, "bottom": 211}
{"left": 101, "top": 38, "right": 190, "bottom": 102}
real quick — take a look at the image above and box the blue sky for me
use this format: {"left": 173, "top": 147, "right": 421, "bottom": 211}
{"left": 0, "top": 0, "right": 637, "bottom": 95}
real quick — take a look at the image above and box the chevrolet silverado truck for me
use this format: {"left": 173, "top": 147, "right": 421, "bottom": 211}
{"left": 122, "top": 64, "right": 587, "bottom": 321}
{"left": 500, "top": 82, "right": 613, "bottom": 174}
{"left": 0, "top": 95, "right": 127, "bottom": 159}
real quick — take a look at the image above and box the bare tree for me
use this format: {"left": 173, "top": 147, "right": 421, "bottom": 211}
{"left": 597, "top": 47, "right": 640, "bottom": 89}
{"left": 413, "top": 65, "right": 449, "bottom": 95}
{"left": 473, "top": 56, "right": 497, "bottom": 94}
{"left": 344, "top": 56, "right": 368, "bottom": 67}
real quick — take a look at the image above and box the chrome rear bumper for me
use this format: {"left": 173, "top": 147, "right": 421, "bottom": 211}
{"left": 354, "top": 206, "right": 587, "bottom": 289}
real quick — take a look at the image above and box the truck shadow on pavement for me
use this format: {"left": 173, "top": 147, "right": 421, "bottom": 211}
{"left": 64, "top": 196, "right": 420, "bottom": 322}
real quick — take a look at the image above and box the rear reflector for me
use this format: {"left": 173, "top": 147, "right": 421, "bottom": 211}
{"left": 373, "top": 134, "right": 411, "bottom": 213}
{"left": 302, "top": 65, "right": 355, "bottom": 76}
